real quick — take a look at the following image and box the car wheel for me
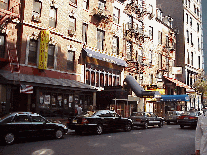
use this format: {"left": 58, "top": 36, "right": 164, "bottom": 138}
{"left": 95, "top": 124, "right": 103, "bottom": 135}
{"left": 4, "top": 133, "right": 15, "bottom": 145}
{"left": 167, "top": 121, "right": 170, "bottom": 125}
{"left": 55, "top": 129, "right": 63, "bottom": 139}
{"left": 124, "top": 122, "right": 132, "bottom": 132}
{"left": 144, "top": 122, "right": 148, "bottom": 129}
{"left": 158, "top": 121, "right": 163, "bottom": 128}
{"left": 180, "top": 125, "right": 184, "bottom": 129}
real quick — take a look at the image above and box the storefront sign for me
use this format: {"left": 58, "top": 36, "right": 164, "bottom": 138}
{"left": 38, "top": 30, "right": 50, "bottom": 70}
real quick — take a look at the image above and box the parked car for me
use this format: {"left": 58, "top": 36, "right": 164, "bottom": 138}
{"left": 0, "top": 112, "right": 68, "bottom": 145}
{"left": 177, "top": 111, "right": 202, "bottom": 128}
{"left": 165, "top": 111, "right": 184, "bottom": 125}
{"left": 129, "top": 112, "right": 164, "bottom": 129}
{"left": 67, "top": 110, "right": 132, "bottom": 135}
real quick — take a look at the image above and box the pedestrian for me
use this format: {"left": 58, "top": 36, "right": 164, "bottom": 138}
{"left": 195, "top": 109, "right": 207, "bottom": 155}
{"left": 77, "top": 104, "right": 82, "bottom": 115}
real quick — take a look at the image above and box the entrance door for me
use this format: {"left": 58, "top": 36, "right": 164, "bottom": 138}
{"left": 12, "top": 88, "right": 28, "bottom": 112}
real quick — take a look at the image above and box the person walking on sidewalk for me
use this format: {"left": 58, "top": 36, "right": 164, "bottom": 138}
{"left": 195, "top": 110, "right": 207, "bottom": 155}
{"left": 77, "top": 104, "right": 83, "bottom": 115}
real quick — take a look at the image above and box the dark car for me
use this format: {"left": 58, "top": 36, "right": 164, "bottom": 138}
{"left": 165, "top": 111, "right": 184, "bottom": 124}
{"left": 129, "top": 112, "right": 164, "bottom": 129}
{"left": 0, "top": 112, "right": 68, "bottom": 144}
{"left": 177, "top": 111, "right": 202, "bottom": 128}
{"left": 67, "top": 110, "right": 132, "bottom": 135}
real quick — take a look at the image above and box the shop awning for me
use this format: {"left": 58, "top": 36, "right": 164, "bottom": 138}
{"left": 0, "top": 70, "right": 96, "bottom": 91}
{"left": 161, "top": 95, "right": 190, "bottom": 101}
{"left": 125, "top": 75, "right": 161, "bottom": 98}
{"left": 82, "top": 48, "right": 127, "bottom": 67}
{"left": 163, "top": 75, "right": 191, "bottom": 89}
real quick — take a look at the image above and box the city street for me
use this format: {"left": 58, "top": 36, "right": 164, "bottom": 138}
{"left": 0, "top": 124, "right": 196, "bottom": 155}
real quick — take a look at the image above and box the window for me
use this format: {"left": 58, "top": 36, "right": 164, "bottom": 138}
{"left": 187, "top": 50, "right": 190, "bottom": 64}
{"left": 31, "top": 116, "right": 46, "bottom": 122}
{"left": 100, "top": 73, "right": 104, "bottom": 87}
{"left": 188, "top": 0, "right": 190, "bottom": 8}
{"left": 126, "top": 41, "right": 132, "bottom": 60}
{"left": 113, "top": 7, "right": 120, "bottom": 24}
{"left": 97, "top": 29, "right": 105, "bottom": 51}
{"left": 47, "top": 44, "right": 55, "bottom": 68}
{"left": 0, "top": 0, "right": 8, "bottom": 10}
{"left": 197, "top": 8, "right": 199, "bottom": 17}
{"left": 98, "top": 0, "right": 105, "bottom": 10}
{"left": 190, "top": 33, "right": 193, "bottom": 46}
{"left": 49, "top": 7, "right": 57, "bottom": 28}
{"left": 194, "top": 5, "right": 196, "bottom": 14}
{"left": 0, "top": 34, "right": 5, "bottom": 58}
{"left": 86, "top": 70, "right": 90, "bottom": 85}
{"left": 158, "top": 31, "right": 162, "bottom": 44}
{"left": 149, "top": 26, "right": 153, "bottom": 40}
{"left": 67, "top": 51, "right": 75, "bottom": 71}
{"left": 105, "top": 74, "right": 108, "bottom": 86}
{"left": 91, "top": 71, "right": 95, "bottom": 86}
{"left": 186, "top": 30, "right": 189, "bottom": 43}
{"left": 82, "top": 23, "right": 88, "bottom": 44}
{"left": 198, "top": 56, "right": 200, "bottom": 69}
{"left": 197, "top": 23, "right": 199, "bottom": 32}
{"left": 14, "top": 115, "right": 30, "bottom": 122}
{"left": 191, "top": 52, "right": 193, "bottom": 65}
{"left": 166, "top": 36, "right": 169, "bottom": 47}
{"left": 198, "top": 38, "right": 200, "bottom": 49}
{"left": 112, "top": 36, "right": 119, "bottom": 55}
{"left": 126, "top": 15, "right": 133, "bottom": 30}
{"left": 190, "top": 17, "right": 192, "bottom": 26}
{"left": 186, "top": 13, "right": 188, "bottom": 24}
{"left": 96, "top": 72, "right": 99, "bottom": 87}
{"left": 69, "top": 0, "right": 77, "bottom": 5}
{"left": 69, "top": 17, "right": 76, "bottom": 33}
{"left": 83, "top": 0, "right": 89, "bottom": 10}
{"left": 32, "top": 0, "right": 41, "bottom": 22}
{"left": 28, "top": 39, "right": 38, "bottom": 64}
{"left": 158, "top": 54, "right": 162, "bottom": 69}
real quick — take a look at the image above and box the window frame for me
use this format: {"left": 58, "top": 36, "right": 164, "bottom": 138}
{"left": 67, "top": 50, "right": 75, "bottom": 71}
{"left": 49, "top": 6, "right": 57, "bottom": 28}
{"left": 47, "top": 44, "right": 55, "bottom": 68}
{"left": 28, "top": 39, "right": 38, "bottom": 65}
{"left": 0, "top": 34, "right": 5, "bottom": 58}
{"left": 97, "top": 29, "right": 105, "bottom": 51}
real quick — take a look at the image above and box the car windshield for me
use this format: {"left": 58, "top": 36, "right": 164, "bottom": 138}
{"left": 182, "top": 111, "right": 196, "bottom": 116}
{"left": 131, "top": 112, "right": 144, "bottom": 116}
{"left": 0, "top": 113, "right": 13, "bottom": 121}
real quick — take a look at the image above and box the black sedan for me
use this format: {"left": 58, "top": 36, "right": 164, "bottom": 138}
{"left": 67, "top": 110, "right": 132, "bottom": 135}
{"left": 177, "top": 111, "right": 202, "bottom": 128}
{"left": 129, "top": 112, "right": 164, "bottom": 129}
{"left": 0, "top": 112, "right": 68, "bottom": 144}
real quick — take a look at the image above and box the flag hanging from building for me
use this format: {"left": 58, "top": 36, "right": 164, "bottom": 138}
{"left": 20, "top": 85, "right": 33, "bottom": 94}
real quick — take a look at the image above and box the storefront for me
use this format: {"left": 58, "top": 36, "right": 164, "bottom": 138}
{"left": 0, "top": 70, "right": 96, "bottom": 117}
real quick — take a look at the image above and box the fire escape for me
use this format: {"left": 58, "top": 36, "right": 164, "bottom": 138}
{"left": 0, "top": 0, "right": 22, "bottom": 73}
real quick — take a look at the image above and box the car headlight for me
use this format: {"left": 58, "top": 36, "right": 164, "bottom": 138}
{"left": 63, "top": 125, "right": 67, "bottom": 129}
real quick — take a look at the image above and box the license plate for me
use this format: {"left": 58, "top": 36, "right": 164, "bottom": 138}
{"left": 136, "top": 119, "right": 141, "bottom": 122}
{"left": 184, "top": 117, "right": 188, "bottom": 119}
{"left": 73, "top": 120, "right": 77, "bottom": 123}
{"left": 169, "top": 118, "right": 173, "bottom": 119}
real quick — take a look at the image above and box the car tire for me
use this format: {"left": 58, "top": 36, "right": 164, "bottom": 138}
{"left": 144, "top": 122, "right": 148, "bottom": 129}
{"left": 55, "top": 129, "right": 63, "bottom": 139}
{"left": 4, "top": 133, "right": 15, "bottom": 145}
{"left": 95, "top": 124, "right": 103, "bottom": 135}
{"left": 158, "top": 121, "right": 163, "bottom": 128}
{"left": 124, "top": 122, "right": 132, "bottom": 132}
{"left": 180, "top": 125, "right": 184, "bottom": 129}
{"left": 167, "top": 121, "right": 170, "bottom": 125}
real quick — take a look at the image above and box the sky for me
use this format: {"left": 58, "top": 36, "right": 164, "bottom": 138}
{"left": 202, "top": 0, "right": 207, "bottom": 75}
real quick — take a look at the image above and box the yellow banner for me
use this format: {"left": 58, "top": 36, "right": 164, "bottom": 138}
{"left": 38, "top": 30, "right": 50, "bottom": 69}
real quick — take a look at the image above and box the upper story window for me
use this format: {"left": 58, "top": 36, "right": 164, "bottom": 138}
{"left": 0, "top": 0, "right": 8, "bottom": 10}
{"left": 47, "top": 44, "right": 55, "bottom": 68}
{"left": 126, "top": 41, "right": 132, "bottom": 60}
{"left": 190, "top": 33, "right": 193, "bottom": 46}
{"left": 166, "top": 36, "right": 169, "bottom": 47}
{"left": 69, "top": 0, "right": 77, "bottom": 5}
{"left": 32, "top": 0, "right": 42, "bottom": 22}
{"left": 194, "top": 5, "right": 196, "bottom": 14}
{"left": 188, "top": 0, "right": 190, "bottom": 8}
{"left": 28, "top": 39, "right": 38, "bottom": 65}
{"left": 83, "top": 0, "right": 89, "bottom": 10}
{"left": 68, "top": 16, "right": 76, "bottom": 35}
{"left": 157, "top": 9, "right": 163, "bottom": 20}
{"left": 186, "top": 30, "right": 189, "bottom": 43}
{"left": 190, "top": 17, "right": 192, "bottom": 27}
{"left": 198, "top": 56, "right": 200, "bottom": 69}
{"left": 98, "top": 0, "right": 105, "bottom": 10}
{"left": 158, "top": 31, "right": 162, "bottom": 44}
{"left": 67, "top": 50, "right": 75, "bottom": 71}
{"left": 112, "top": 36, "right": 119, "bottom": 55}
{"left": 186, "top": 13, "right": 188, "bottom": 24}
{"left": 149, "top": 26, "right": 153, "bottom": 40}
{"left": 113, "top": 7, "right": 120, "bottom": 24}
{"left": 0, "top": 34, "right": 5, "bottom": 58}
{"left": 97, "top": 29, "right": 105, "bottom": 51}
{"left": 82, "top": 23, "right": 88, "bottom": 44}
{"left": 197, "top": 23, "right": 199, "bottom": 32}
{"left": 197, "top": 8, "right": 199, "bottom": 17}
{"left": 191, "top": 52, "right": 193, "bottom": 65}
{"left": 126, "top": 15, "right": 133, "bottom": 29}
{"left": 49, "top": 7, "right": 57, "bottom": 28}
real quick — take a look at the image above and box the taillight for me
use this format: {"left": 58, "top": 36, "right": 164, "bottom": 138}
{"left": 189, "top": 117, "right": 197, "bottom": 120}
{"left": 81, "top": 118, "right": 89, "bottom": 124}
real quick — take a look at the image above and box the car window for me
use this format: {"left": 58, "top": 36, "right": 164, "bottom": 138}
{"left": 110, "top": 112, "right": 119, "bottom": 117}
{"left": 1, "top": 116, "right": 14, "bottom": 123}
{"left": 131, "top": 112, "right": 144, "bottom": 116}
{"left": 146, "top": 113, "right": 151, "bottom": 117}
{"left": 13, "top": 115, "right": 31, "bottom": 122}
{"left": 31, "top": 116, "right": 46, "bottom": 122}
{"left": 150, "top": 113, "right": 156, "bottom": 117}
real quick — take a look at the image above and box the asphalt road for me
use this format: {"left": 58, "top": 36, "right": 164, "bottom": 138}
{"left": 0, "top": 124, "right": 196, "bottom": 155}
